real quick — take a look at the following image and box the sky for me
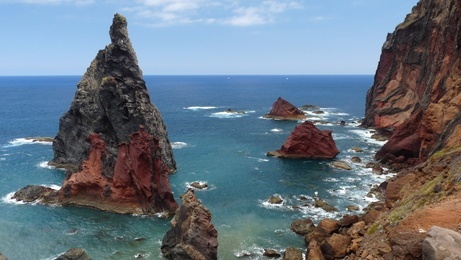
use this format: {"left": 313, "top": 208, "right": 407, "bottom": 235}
{"left": 0, "top": 0, "right": 419, "bottom": 75}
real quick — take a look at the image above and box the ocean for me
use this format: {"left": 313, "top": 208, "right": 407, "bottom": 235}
{"left": 0, "top": 75, "right": 389, "bottom": 259}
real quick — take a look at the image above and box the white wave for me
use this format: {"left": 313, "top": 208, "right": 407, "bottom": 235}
{"left": 298, "top": 204, "right": 341, "bottom": 222}
{"left": 348, "top": 129, "right": 387, "bottom": 146}
{"left": 323, "top": 177, "right": 339, "bottom": 182}
{"left": 0, "top": 158, "right": 5, "bottom": 161}
{"left": 3, "top": 138, "right": 53, "bottom": 148}
{"left": 270, "top": 128, "right": 283, "bottom": 133}
{"left": 171, "top": 142, "right": 188, "bottom": 149}
{"left": 1, "top": 192, "right": 25, "bottom": 205}
{"left": 246, "top": 156, "right": 269, "bottom": 162}
{"left": 37, "top": 161, "right": 56, "bottom": 169}
{"left": 208, "top": 111, "right": 248, "bottom": 119}
{"left": 184, "top": 106, "right": 217, "bottom": 110}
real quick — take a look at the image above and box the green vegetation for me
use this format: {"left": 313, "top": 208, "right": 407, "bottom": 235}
{"left": 367, "top": 223, "right": 381, "bottom": 235}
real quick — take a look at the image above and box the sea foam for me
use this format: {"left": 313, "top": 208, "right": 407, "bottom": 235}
{"left": 171, "top": 142, "right": 188, "bottom": 149}
{"left": 184, "top": 106, "right": 217, "bottom": 110}
{"left": 3, "top": 138, "right": 52, "bottom": 148}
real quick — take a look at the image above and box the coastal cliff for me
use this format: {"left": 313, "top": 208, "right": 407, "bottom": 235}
{"left": 50, "top": 13, "right": 176, "bottom": 173}
{"left": 13, "top": 14, "right": 178, "bottom": 215}
{"left": 344, "top": 0, "right": 461, "bottom": 258}
{"left": 362, "top": 0, "right": 461, "bottom": 164}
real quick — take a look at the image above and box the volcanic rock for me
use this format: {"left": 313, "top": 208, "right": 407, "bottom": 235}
{"left": 282, "top": 247, "right": 303, "bottom": 260}
{"left": 55, "top": 248, "right": 91, "bottom": 260}
{"left": 267, "top": 121, "right": 339, "bottom": 159}
{"left": 161, "top": 189, "right": 218, "bottom": 260}
{"left": 49, "top": 13, "right": 176, "bottom": 173}
{"left": 263, "top": 97, "right": 306, "bottom": 120}
{"left": 291, "top": 218, "right": 315, "bottom": 236}
{"left": 362, "top": 0, "right": 461, "bottom": 164}
{"left": 263, "top": 249, "right": 281, "bottom": 258}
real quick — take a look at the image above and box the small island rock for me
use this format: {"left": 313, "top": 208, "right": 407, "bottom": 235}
{"left": 263, "top": 97, "right": 306, "bottom": 120}
{"left": 267, "top": 121, "right": 339, "bottom": 159}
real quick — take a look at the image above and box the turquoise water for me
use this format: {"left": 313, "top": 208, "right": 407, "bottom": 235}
{"left": 0, "top": 75, "right": 388, "bottom": 259}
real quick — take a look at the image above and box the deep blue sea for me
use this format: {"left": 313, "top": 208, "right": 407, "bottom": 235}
{"left": 0, "top": 75, "right": 389, "bottom": 259}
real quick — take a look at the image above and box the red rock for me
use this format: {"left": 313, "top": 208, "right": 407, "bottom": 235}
{"left": 263, "top": 97, "right": 306, "bottom": 120}
{"left": 362, "top": 0, "right": 461, "bottom": 164}
{"left": 267, "top": 121, "right": 339, "bottom": 159}
{"left": 161, "top": 189, "right": 218, "bottom": 260}
{"left": 59, "top": 127, "right": 178, "bottom": 215}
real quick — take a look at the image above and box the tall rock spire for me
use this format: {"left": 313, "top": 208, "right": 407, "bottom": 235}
{"left": 50, "top": 13, "right": 176, "bottom": 173}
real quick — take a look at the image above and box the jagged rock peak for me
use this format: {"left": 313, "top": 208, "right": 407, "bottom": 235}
{"left": 50, "top": 13, "right": 176, "bottom": 173}
{"left": 267, "top": 120, "right": 339, "bottom": 159}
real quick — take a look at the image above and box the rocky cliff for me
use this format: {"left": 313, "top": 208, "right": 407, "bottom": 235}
{"left": 343, "top": 0, "right": 461, "bottom": 258}
{"left": 13, "top": 14, "right": 178, "bottom": 215}
{"left": 263, "top": 97, "right": 306, "bottom": 120}
{"left": 362, "top": 0, "right": 461, "bottom": 164}
{"left": 161, "top": 189, "right": 218, "bottom": 259}
{"left": 50, "top": 13, "right": 176, "bottom": 173}
{"left": 267, "top": 120, "right": 339, "bottom": 159}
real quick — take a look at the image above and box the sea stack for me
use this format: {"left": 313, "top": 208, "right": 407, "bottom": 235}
{"left": 13, "top": 14, "right": 178, "bottom": 215}
{"left": 362, "top": 0, "right": 461, "bottom": 164}
{"left": 50, "top": 13, "right": 176, "bottom": 173}
{"left": 161, "top": 189, "right": 218, "bottom": 260}
{"left": 263, "top": 97, "right": 306, "bottom": 120}
{"left": 267, "top": 120, "right": 339, "bottom": 159}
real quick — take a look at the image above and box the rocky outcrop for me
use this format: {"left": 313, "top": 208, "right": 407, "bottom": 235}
{"left": 14, "top": 14, "right": 178, "bottom": 216}
{"left": 49, "top": 13, "right": 176, "bottom": 173}
{"left": 267, "top": 121, "right": 339, "bottom": 159}
{"left": 161, "top": 189, "right": 218, "bottom": 260}
{"left": 263, "top": 97, "right": 306, "bottom": 120}
{"left": 14, "top": 127, "right": 178, "bottom": 215}
{"left": 362, "top": 0, "right": 461, "bottom": 164}
{"left": 55, "top": 248, "right": 91, "bottom": 260}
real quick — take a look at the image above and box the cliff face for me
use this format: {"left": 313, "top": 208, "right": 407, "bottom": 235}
{"left": 50, "top": 13, "right": 176, "bottom": 173}
{"left": 363, "top": 0, "right": 461, "bottom": 164}
{"left": 59, "top": 127, "right": 178, "bottom": 215}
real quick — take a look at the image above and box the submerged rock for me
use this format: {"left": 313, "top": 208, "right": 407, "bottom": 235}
{"left": 49, "top": 13, "right": 176, "bottom": 173}
{"left": 161, "top": 189, "right": 218, "bottom": 260}
{"left": 263, "top": 97, "right": 306, "bottom": 120}
{"left": 55, "top": 248, "right": 91, "bottom": 260}
{"left": 267, "top": 121, "right": 339, "bottom": 159}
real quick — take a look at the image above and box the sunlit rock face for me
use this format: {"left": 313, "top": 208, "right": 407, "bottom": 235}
{"left": 363, "top": 0, "right": 461, "bottom": 164}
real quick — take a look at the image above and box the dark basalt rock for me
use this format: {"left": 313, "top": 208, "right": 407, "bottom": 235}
{"left": 49, "top": 13, "right": 176, "bottom": 173}
{"left": 55, "top": 248, "right": 91, "bottom": 260}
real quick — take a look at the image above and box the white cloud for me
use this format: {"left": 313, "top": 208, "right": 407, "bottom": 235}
{"left": 127, "top": 0, "right": 303, "bottom": 27}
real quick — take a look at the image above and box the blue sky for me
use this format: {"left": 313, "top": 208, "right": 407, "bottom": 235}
{"left": 0, "top": 0, "right": 418, "bottom": 75}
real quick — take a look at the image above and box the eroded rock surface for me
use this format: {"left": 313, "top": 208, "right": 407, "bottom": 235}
{"left": 50, "top": 13, "right": 176, "bottom": 173}
{"left": 263, "top": 97, "right": 306, "bottom": 120}
{"left": 267, "top": 121, "right": 339, "bottom": 159}
{"left": 362, "top": 0, "right": 461, "bottom": 164}
{"left": 161, "top": 189, "right": 218, "bottom": 260}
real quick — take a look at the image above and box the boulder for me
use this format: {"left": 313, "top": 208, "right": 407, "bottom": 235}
{"left": 306, "top": 240, "right": 325, "bottom": 260}
{"left": 314, "top": 198, "right": 338, "bottom": 212}
{"left": 263, "top": 97, "right": 306, "bottom": 120}
{"left": 282, "top": 247, "right": 302, "bottom": 260}
{"left": 267, "top": 121, "right": 339, "bottom": 159}
{"left": 55, "top": 248, "right": 91, "bottom": 260}
{"left": 332, "top": 161, "right": 352, "bottom": 170}
{"left": 317, "top": 219, "right": 340, "bottom": 234}
{"left": 422, "top": 226, "right": 461, "bottom": 260}
{"left": 320, "top": 233, "right": 352, "bottom": 259}
{"left": 268, "top": 195, "right": 284, "bottom": 204}
{"left": 161, "top": 189, "right": 218, "bottom": 260}
{"left": 291, "top": 218, "right": 315, "bottom": 236}
{"left": 263, "top": 249, "right": 281, "bottom": 258}
{"left": 190, "top": 181, "right": 208, "bottom": 190}
{"left": 49, "top": 13, "right": 176, "bottom": 173}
